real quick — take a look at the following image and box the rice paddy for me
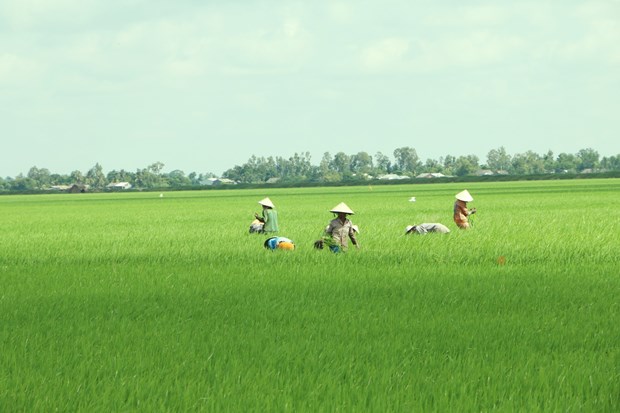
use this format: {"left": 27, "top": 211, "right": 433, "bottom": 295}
{"left": 1, "top": 179, "right": 619, "bottom": 412}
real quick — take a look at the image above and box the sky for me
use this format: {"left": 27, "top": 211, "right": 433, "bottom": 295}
{"left": 1, "top": 0, "right": 619, "bottom": 177}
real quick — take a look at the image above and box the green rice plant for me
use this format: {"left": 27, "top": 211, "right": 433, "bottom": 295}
{"left": 0, "top": 179, "right": 619, "bottom": 412}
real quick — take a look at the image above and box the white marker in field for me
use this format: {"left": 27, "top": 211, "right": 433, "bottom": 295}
{"left": 409, "top": 197, "right": 416, "bottom": 202}
{"left": 159, "top": 193, "right": 164, "bottom": 198}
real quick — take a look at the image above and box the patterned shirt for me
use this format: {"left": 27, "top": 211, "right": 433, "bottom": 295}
{"left": 326, "top": 218, "right": 358, "bottom": 251}
{"left": 453, "top": 200, "right": 471, "bottom": 229}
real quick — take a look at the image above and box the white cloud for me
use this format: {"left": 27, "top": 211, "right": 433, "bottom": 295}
{"left": 361, "top": 37, "right": 410, "bottom": 72}
{"left": 0, "top": 53, "right": 41, "bottom": 84}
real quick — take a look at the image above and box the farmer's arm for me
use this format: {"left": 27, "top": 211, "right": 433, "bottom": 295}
{"left": 349, "top": 228, "right": 360, "bottom": 249}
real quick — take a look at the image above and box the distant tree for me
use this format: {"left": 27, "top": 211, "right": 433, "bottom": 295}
{"left": 10, "top": 174, "right": 36, "bottom": 191}
{"left": 374, "top": 152, "right": 391, "bottom": 174}
{"left": 556, "top": 153, "right": 579, "bottom": 173}
{"left": 85, "top": 163, "right": 107, "bottom": 189}
{"left": 510, "top": 151, "right": 545, "bottom": 175}
{"left": 393, "top": 147, "right": 422, "bottom": 175}
{"left": 166, "top": 170, "right": 191, "bottom": 187}
{"left": 350, "top": 152, "right": 373, "bottom": 175}
{"left": 70, "top": 170, "right": 84, "bottom": 184}
{"left": 107, "top": 169, "right": 134, "bottom": 184}
{"left": 27, "top": 166, "right": 52, "bottom": 189}
{"left": 148, "top": 162, "right": 165, "bottom": 175}
{"left": 576, "top": 148, "right": 600, "bottom": 171}
{"left": 542, "top": 150, "right": 556, "bottom": 173}
{"left": 332, "top": 152, "right": 352, "bottom": 177}
{"left": 136, "top": 162, "right": 166, "bottom": 188}
{"left": 318, "top": 152, "right": 341, "bottom": 182}
{"left": 441, "top": 155, "right": 457, "bottom": 176}
{"left": 423, "top": 158, "right": 442, "bottom": 173}
{"left": 486, "top": 147, "right": 512, "bottom": 171}
{"left": 453, "top": 155, "right": 479, "bottom": 176}
{"left": 600, "top": 155, "right": 620, "bottom": 171}
{"left": 284, "top": 152, "right": 313, "bottom": 180}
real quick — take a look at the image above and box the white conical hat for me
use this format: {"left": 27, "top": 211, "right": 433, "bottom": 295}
{"left": 258, "top": 197, "right": 275, "bottom": 208}
{"left": 455, "top": 190, "right": 473, "bottom": 202}
{"left": 330, "top": 202, "right": 354, "bottom": 215}
{"left": 405, "top": 225, "right": 415, "bottom": 234}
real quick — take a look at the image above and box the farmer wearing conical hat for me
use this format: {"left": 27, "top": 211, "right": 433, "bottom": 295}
{"left": 254, "top": 197, "right": 279, "bottom": 233}
{"left": 453, "top": 190, "right": 476, "bottom": 229}
{"left": 324, "top": 202, "right": 360, "bottom": 252}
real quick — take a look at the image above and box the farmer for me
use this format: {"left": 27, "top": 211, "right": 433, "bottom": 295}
{"left": 264, "top": 236, "right": 295, "bottom": 250}
{"left": 323, "top": 202, "right": 360, "bottom": 252}
{"left": 249, "top": 218, "right": 264, "bottom": 234}
{"left": 314, "top": 224, "right": 359, "bottom": 251}
{"left": 405, "top": 223, "right": 451, "bottom": 235}
{"left": 453, "top": 190, "right": 476, "bottom": 229}
{"left": 254, "top": 197, "right": 279, "bottom": 233}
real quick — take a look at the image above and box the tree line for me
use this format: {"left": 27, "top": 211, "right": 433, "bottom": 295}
{"left": 0, "top": 162, "right": 216, "bottom": 192}
{"left": 222, "top": 147, "right": 617, "bottom": 183}
{"left": 1, "top": 147, "right": 618, "bottom": 192}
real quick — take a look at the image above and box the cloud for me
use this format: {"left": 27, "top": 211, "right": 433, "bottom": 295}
{"left": 0, "top": 53, "right": 41, "bottom": 84}
{"left": 360, "top": 37, "right": 410, "bottom": 72}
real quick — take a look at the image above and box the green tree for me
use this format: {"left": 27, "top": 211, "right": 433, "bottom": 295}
{"left": 70, "top": 170, "right": 85, "bottom": 184}
{"left": 350, "top": 152, "right": 373, "bottom": 175}
{"left": 27, "top": 166, "right": 52, "bottom": 189}
{"left": 393, "top": 147, "right": 421, "bottom": 175}
{"left": 374, "top": 152, "right": 391, "bottom": 174}
{"left": 453, "top": 155, "right": 479, "bottom": 176}
{"left": 85, "top": 163, "right": 107, "bottom": 189}
{"left": 166, "top": 170, "right": 191, "bottom": 187}
{"left": 486, "top": 147, "right": 512, "bottom": 172}
{"left": 441, "top": 155, "right": 457, "bottom": 176}
{"left": 543, "top": 150, "right": 556, "bottom": 173}
{"left": 600, "top": 155, "right": 620, "bottom": 171}
{"left": 556, "top": 153, "right": 579, "bottom": 173}
{"left": 424, "top": 158, "right": 442, "bottom": 173}
{"left": 510, "top": 151, "right": 545, "bottom": 175}
{"left": 576, "top": 148, "right": 600, "bottom": 171}
{"left": 332, "top": 152, "right": 352, "bottom": 177}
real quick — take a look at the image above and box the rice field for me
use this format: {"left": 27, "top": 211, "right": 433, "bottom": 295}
{"left": 1, "top": 179, "right": 619, "bottom": 412}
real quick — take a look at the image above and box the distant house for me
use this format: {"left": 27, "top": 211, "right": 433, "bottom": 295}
{"left": 107, "top": 182, "right": 132, "bottom": 190}
{"left": 377, "top": 174, "right": 410, "bottom": 180}
{"left": 67, "top": 184, "right": 87, "bottom": 193}
{"left": 416, "top": 172, "right": 446, "bottom": 179}
{"left": 266, "top": 177, "right": 280, "bottom": 184}
{"left": 48, "top": 185, "right": 71, "bottom": 191}
{"left": 476, "top": 169, "right": 494, "bottom": 176}
{"left": 203, "top": 177, "right": 238, "bottom": 186}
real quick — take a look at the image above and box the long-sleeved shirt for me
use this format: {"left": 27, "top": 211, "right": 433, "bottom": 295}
{"left": 326, "top": 218, "right": 358, "bottom": 251}
{"left": 262, "top": 208, "right": 279, "bottom": 233}
{"left": 412, "top": 223, "right": 451, "bottom": 234}
{"left": 453, "top": 200, "right": 472, "bottom": 229}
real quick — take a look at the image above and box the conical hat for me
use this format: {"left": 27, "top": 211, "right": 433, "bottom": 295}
{"left": 330, "top": 202, "right": 354, "bottom": 215}
{"left": 455, "top": 190, "right": 473, "bottom": 202}
{"left": 258, "top": 197, "right": 275, "bottom": 208}
{"left": 405, "top": 225, "right": 415, "bottom": 234}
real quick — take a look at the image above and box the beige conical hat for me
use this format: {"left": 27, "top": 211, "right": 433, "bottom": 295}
{"left": 455, "top": 190, "right": 473, "bottom": 202}
{"left": 258, "top": 197, "right": 275, "bottom": 208}
{"left": 330, "top": 202, "right": 354, "bottom": 215}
